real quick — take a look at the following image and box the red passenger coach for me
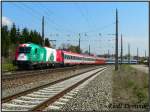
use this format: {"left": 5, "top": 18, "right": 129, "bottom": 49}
{"left": 56, "top": 50, "right": 106, "bottom": 66}
{"left": 95, "top": 57, "right": 106, "bottom": 64}
{"left": 62, "top": 51, "right": 106, "bottom": 65}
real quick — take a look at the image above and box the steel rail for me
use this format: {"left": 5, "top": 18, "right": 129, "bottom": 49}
{"left": 2, "top": 65, "right": 98, "bottom": 80}
{"left": 31, "top": 67, "right": 106, "bottom": 111}
{"left": 2, "top": 66, "right": 105, "bottom": 103}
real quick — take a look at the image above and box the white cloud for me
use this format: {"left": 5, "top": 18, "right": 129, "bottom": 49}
{"left": 2, "top": 16, "right": 12, "bottom": 26}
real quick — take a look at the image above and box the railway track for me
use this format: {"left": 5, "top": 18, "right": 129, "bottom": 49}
{"left": 2, "top": 65, "right": 97, "bottom": 80}
{"left": 2, "top": 66, "right": 107, "bottom": 111}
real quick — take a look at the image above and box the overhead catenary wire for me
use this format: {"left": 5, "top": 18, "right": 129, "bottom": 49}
{"left": 19, "top": 3, "right": 72, "bottom": 33}
{"left": 11, "top": 3, "right": 115, "bottom": 37}
{"left": 75, "top": 3, "right": 92, "bottom": 31}
{"left": 21, "top": 3, "right": 115, "bottom": 37}
{"left": 13, "top": 3, "right": 67, "bottom": 41}
{"left": 11, "top": 3, "right": 116, "bottom": 55}
{"left": 13, "top": 3, "right": 42, "bottom": 29}
{"left": 20, "top": 4, "right": 62, "bottom": 30}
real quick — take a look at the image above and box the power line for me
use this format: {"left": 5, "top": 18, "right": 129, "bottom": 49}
{"left": 14, "top": 3, "right": 65, "bottom": 38}
{"left": 75, "top": 3, "right": 92, "bottom": 31}
{"left": 13, "top": 3, "right": 41, "bottom": 26}
{"left": 21, "top": 3, "right": 72, "bottom": 33}
{"left": 42, "top": 6, "right": 74, "bottom": 33}
{"left": 14, "top": 3, "right": 115, "bottom": 37}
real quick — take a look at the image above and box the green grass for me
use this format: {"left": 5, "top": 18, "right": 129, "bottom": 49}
{"left": 2, "top": 58, "right": 17, "bottom": 72}
{"left": 113, "top": 64, "right": 148, "bottom": 105}
{"left": 2, "top": 63, "right": 17, "bottom": 72}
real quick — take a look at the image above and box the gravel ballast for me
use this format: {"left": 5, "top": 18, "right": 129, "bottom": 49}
{"left": 2, "top": 65, "right": 104, "bottom": 98}
{"left": 61, "top": 66, "right": 113, "bottom": 111}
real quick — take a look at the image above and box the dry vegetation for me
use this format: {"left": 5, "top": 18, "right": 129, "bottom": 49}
{"left": 112, "top": 64, "right": 148, "bottom": 111}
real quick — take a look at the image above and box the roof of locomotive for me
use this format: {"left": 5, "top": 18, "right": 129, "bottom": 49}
{"left": 18, "top": 43, "right": 44, "bottom": 49}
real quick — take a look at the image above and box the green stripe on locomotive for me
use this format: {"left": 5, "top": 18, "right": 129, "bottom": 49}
{"left": 27, "top": 43, "right": 46, "bottom": 63}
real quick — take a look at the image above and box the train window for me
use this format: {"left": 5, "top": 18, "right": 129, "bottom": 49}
{"left": 64, "top": 55, "right": 66, "bottom": 59}
{"left": 67, "top": 55, "right": 69, "bottom": 59}
{"left": 65, "top": 54, "right": 68, "bottom": 59}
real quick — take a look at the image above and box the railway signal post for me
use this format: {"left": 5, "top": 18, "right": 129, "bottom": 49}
{"left": 115, "top": 9, "right": 118, "bottom": 70}
{"left": 137, "top": 48, "right": 139, "bottom": 64}
{"left": 121, "top": 34, "right": 123, "bottom": 64}
{"left": 79, "top": 33, "right": 81, "bottom": 53}
{"left": 128, "top": 43, "right": 130, "bottom": 64}
{"left": 89, "top": 44, "right": 90, "bottom": 55}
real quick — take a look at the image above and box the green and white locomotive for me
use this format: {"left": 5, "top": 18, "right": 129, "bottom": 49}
{"left": 15, "top": 43, "right": 57, "bottom": 69}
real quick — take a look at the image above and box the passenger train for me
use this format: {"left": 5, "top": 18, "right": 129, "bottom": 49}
{"left": 15, "top": 43, "right": 106, "bottom": 69}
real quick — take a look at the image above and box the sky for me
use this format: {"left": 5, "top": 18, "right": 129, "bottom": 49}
{"left": 2, "top": 2, "right": 149, "bottom": 57}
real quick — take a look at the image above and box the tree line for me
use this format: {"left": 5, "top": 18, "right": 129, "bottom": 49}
{"left": 2, "top": 23, "right": 51, "bottom": 58}
{"left": 59, "top": 43, "right": 82, "bottom": 54}
{"left": 2, "top": 23, "right": 88, "bottom": 62}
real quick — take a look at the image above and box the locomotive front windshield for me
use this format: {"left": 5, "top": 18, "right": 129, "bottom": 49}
{"left": 18, "top": 47, "right": 31, "bottom": 53}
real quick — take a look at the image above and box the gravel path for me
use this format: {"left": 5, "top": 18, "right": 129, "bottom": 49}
{"left": 131, "top": 64, "right": 148, "bottom": 74}
{"left": 61, "top": 66, "right": 113, "bottom": 111}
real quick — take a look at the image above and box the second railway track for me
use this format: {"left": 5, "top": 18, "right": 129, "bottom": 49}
{"left": 2, "top": 65, "right": 97, "bottom": 80}
{"left": 2, "top": 66, "right": 107, "bottom": 111}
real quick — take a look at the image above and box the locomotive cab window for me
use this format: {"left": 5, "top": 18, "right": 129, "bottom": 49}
{"left": 18, "top": 47, "right": 31, "bottom": 53}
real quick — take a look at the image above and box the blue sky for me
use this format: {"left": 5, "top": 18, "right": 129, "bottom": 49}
{"left": 2, "top": 2, "right": 148, "bottom": 56}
